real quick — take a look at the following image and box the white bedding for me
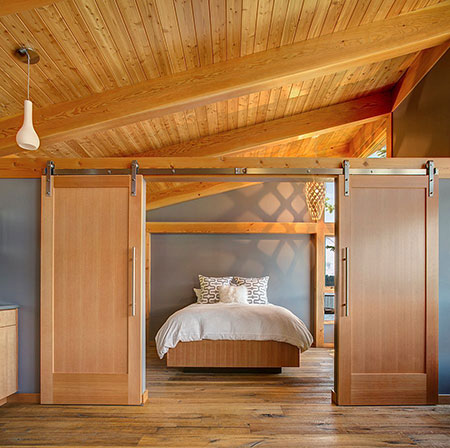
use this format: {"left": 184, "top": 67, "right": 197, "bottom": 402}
{"left": 155, "top": 303, "right": 313, "bottom": 359}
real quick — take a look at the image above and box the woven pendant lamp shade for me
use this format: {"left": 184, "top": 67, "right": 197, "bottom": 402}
{"left": 304, "top": 181, "right": 326, "bottom": 222}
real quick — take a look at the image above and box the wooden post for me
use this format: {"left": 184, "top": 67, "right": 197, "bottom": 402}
{"left": 146, "top": 232, "right": 151, "bottom": 342}
{"left": 314, "top": 222, "right": 326, "bottom": 348}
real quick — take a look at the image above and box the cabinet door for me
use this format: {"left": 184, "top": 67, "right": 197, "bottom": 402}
{"left": 0, "top": 312, "right": 18, "bottom": 400}
{"left": 41, "top": 175, "right": 145, "bottom": 405}
{"left": 334, "top": 175, "right": 438, "bottom": 405}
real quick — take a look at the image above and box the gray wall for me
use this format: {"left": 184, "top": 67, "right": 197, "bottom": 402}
{"left": 393, "top": 51, "right": 450, "bottom": 157}
{"left": 0, "top": 179, "right": 40, "bottom": 393}
{"left": 439, "top": 179, "right": 450, "bottom": 394}
{"left": 148, "top": 183, "right": 313, "bottom": 338}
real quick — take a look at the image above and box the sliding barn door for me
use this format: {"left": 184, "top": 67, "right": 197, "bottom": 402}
{"left": 41, "top": 175, "right": 145, "bottom": 405}
{"left": 335, "top": 175, "right": 438, "bottom": 405}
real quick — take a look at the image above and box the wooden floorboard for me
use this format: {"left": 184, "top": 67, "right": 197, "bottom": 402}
{"left": 0, "top": 345, "right": 449, "bottom": 447}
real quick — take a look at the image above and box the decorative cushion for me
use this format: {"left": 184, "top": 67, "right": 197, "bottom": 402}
{"left": 193, "top": 288, "right": 202, "bottom": 303}
{"left": 218, "top": 285, "right": 249, "bottom": 304}
{"left": 198, "top": 275, "right": 233, "bottom": 304}
{"left": 232, "top": 276, "right": 269, "bottom": 304}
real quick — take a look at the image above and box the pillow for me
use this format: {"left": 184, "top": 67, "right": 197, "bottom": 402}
{"left": 193, "top": 288, "right": 202, "bottom": 303}
{"left": 232, "top": 276, "right": 269, "bottom": 304}
{"left": 198, "top": 275, "right": 233, "bottom": 304}
{"left": 218, "top": 285, "right": 249, "bottom": 304}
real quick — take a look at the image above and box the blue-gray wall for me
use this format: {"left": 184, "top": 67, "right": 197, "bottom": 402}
{"left": 148, "top": 183, "right": 313, "bottom": 339}
{"left": 0, "top": 179, "right": 40, "bottom": 393}
{"left": 439, "top": 179, "right": 450, "bottom": 394}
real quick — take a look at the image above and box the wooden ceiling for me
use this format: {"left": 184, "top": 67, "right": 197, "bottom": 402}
{"left": 0, "top": 0, "right": 448, "bottom": 208}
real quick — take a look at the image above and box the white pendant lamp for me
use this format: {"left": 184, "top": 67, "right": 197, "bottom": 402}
{"left": 15, "top": 47, "right": 40, "bottom": 151}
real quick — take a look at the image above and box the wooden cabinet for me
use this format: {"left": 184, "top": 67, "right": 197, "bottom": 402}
{"left": 0, "top": 309, "right": 18, "bottom": 405}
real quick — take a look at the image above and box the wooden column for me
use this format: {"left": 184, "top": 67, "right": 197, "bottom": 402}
{"left": 145, "top": 233, "right": 151, "bottom": 340}
{"left": 386, "top": 113, "right": 393, "bottom": 157}
{"left": 314, "top": 223, "right": 326, "bottom": 348}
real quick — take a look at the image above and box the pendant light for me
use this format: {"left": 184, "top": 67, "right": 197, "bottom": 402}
{"left": 15, "top": 47, "right": 40, "bottom": 151}
{"left": 304, "top": 181, "right": 326, "bottom": 222}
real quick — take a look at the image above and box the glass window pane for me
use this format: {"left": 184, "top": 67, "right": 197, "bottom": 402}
{"left": 324, "top": 182, "right": 335, "bottom": 223}
{"left": 325, "top": 236, "right": 335, "bottom": 287}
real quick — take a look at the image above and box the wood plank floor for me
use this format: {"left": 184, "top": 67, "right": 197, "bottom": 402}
{"left": 0, "top": 345, "right": 449, "bottom": 447}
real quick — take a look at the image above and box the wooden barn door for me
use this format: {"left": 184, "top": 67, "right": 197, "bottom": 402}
{"left": 41, "top": 175, "right": 145, "bottom": 405}
{"left": 334, "top": 175, "right": 438, "bottom": 405}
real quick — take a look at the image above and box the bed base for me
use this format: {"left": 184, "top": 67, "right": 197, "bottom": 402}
{"left": 166, "top": 340, "right": 300, "bottom": 368}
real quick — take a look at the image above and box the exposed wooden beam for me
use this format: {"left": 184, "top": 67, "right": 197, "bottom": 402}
{"left": 348, "top": 118, "right": 387, "bottom": 158}
{"left": 386, "top": 113, "right": 393, "bottom": 158}
{"left": 147, "top": 182, "right": 257, "bottom": 210}
{"left": 0, "top": 0, "right": 56, "bottom": 16}
{"left": 1, "top": 3, "right": 449, "bottom": 157}
{"left": 146, "top": 221, "right": 335, "bottom": 235}
{"left": 138, "top": 92, "right": 391, "bottom": 157}
{"left": 2, "top": 157, "right": 450, "bottom": 178}
{"left": 392, "top": 41, "right": 449, "bottom": 111}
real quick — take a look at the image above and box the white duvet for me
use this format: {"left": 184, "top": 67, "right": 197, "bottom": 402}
{"left": 155, "top": 303, "right": 313, "bottom": 359}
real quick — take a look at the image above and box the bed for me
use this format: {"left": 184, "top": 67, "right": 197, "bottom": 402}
{"left": 155, "top": 303, "right": 313, "bottom": 368}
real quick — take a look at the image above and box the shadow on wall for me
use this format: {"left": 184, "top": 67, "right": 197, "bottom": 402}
{"left": 147, "top": 182, "right": 311, "bottom": 222}
{"left": 148, "top": 183, "right": 314, "bottom": 339}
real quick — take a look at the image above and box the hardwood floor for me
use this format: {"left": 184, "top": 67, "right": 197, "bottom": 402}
{"left": 0, "top": 345, "right": 449, "bottom": 447}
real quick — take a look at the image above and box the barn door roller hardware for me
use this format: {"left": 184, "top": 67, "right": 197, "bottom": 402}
{"left": 44, "top": 160, "right": 141, "bottom": 196}
{"left": 343, "top": 160, "right": 350, "bottom": 197}
{"left": 45, "top": 160, "right": 54, "bottom": 196}
{"left": 131, "top": 160, "right": 139, "bottom": 197}
{"left": 44, "top": 160, "right": 435, "bottom": 187}
{"left": 427, "top": 160, "right": 437, "bottom": 197}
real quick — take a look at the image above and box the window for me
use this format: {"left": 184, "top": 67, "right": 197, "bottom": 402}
{"left": 324, "top": 182, "right": 335, "bottom": 223}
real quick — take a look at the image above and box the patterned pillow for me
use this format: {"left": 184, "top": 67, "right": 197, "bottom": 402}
{"left": 232, "top": 276, "right": 269, "bottom": 304}
{"left": 198, "top": 275, "right": 233, "bottom": 304}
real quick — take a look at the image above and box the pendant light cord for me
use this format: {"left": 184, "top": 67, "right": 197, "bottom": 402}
{"left": 26, "top": 49, "right": 30, "bottom": 100}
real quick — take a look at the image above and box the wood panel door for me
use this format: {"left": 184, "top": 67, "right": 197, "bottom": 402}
{"left": 41, "top": 175, "right": 145, "bottom": 405}
{"left": 334, "top": 175, "right": 438, "bottom": 405}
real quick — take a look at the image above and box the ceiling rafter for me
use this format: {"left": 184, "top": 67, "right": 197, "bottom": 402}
{"left": 135, "top": 92, "right": 391, "bottom": 158}
{"left": 392, "top": 41, "right": 449, "bottom": 111}
{"left": 0, "top": 1, "right": 56, "bottom": 17}
{"left": 0, "top": 2, "right": 449, "bottom": 157}
{"left": 348, "top": 118, "right": 387, "bottom": 158}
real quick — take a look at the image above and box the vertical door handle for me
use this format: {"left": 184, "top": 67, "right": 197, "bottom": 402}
{"left": 343, "top": 247, "right": 350, "bottom": 317}
{"left": 131, "top": 246, "right": 136, "bottom": 317}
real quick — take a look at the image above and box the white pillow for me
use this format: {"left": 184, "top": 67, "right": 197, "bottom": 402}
{"left": 218, "top": 285, "right": 249, "bottom": 304}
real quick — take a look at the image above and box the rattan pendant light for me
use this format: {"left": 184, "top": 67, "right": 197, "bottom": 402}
{"left": 304, "top": 181, "right": 326, "bottom": 222}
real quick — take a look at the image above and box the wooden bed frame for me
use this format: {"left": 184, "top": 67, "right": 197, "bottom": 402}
{"left": 166, "top": 340, "right": 300, "bottom": 368}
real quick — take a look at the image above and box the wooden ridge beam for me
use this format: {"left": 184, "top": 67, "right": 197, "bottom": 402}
{"left": 137, "top": 92, "right": 391, "bottom": 157}
{"left": 2, "top": 157, "right": 450, "bottom": 178}
{"left": 392, "top": 41, "right": 450, "bottom": 111}
{"left": 0, "top": 3, "right": 449, "bottom": 157}
{"left": 146, "top": 221, "right": 335, "bottom": 235}
{"left": 147, "top": 182, "right": 257, "bottom": 210}
{"left": 0, "top": 1, "right": 56, "bottom": 16}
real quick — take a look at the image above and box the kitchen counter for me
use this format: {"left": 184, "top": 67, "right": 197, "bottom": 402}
{"left": 0, "top": 304, "right": 20, "bottom": 310}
